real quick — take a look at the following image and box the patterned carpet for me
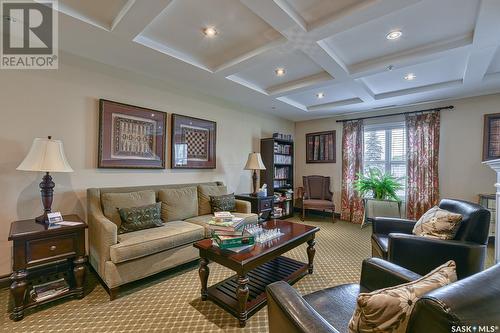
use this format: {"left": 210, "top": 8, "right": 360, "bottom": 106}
{"left": 0, "top": 216, "right": 494, "bottom": 332}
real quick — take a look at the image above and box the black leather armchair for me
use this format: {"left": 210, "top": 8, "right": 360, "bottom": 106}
{"left": 266, "top": 258, "right": 500, "bottom": 333}
{"left": 372, "top": 198, "right": 490, "bottom": 279}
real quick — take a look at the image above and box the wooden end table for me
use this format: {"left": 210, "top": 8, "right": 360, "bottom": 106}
{"left": 193, "top": 219, "right": 319, "bottom": 327}
{"left": 235, "top": 194, "right": 274, "bottom": 221}
{"left": 8, "top": 215, "right": 87, "bottom": 321}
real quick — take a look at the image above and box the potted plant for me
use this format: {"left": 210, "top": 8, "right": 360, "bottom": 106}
{"left": 354, "top": 168, "right": 404, "bottom": 220}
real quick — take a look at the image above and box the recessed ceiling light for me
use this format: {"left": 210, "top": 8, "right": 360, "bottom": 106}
{"left": 386, "top": 65, "right": 395, "bottom": 71}
{"left": 202, "top": 26, "right": 217, "bottom": 38}
{"left": 404, "top": 73, "right": 416, "bottom": 81}
{"left": 316, "top": 92, "right": 325, "bottom": 99}
{"left": 275, "top": 68, "right": 286, "bottom": 77}
{"left": 386, "top": 30, "right": 402, "bottom": 40}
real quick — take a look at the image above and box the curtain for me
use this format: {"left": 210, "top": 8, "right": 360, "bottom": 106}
{"left": 406, "top": 111, "right": 440, "bottom": 220}
{"left": 340, "top": 120, "right": 364, "bottom": 224}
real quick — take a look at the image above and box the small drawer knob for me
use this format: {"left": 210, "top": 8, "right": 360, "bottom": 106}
{"left": 49, "top": 245, "right": 57, "bottom": 251}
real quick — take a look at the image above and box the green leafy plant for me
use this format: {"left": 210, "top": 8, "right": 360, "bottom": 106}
{"left": 354, "top": 168, "right": 403, "bottom": 201}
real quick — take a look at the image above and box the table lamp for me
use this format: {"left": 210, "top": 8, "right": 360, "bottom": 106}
{"left": 244, "top": 152, "right": 266, "bottom": 196}
{"left": 17, "top": 136, "right": 73, "bottom": 224}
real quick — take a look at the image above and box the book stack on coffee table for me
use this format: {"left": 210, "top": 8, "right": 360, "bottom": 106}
{"left": 209, "top": 212, "right": 255, "bottom": 251}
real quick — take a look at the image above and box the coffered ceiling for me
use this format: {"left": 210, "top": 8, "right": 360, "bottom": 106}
{"left": 32, "top": 0, "right": 500, "bottom": 120}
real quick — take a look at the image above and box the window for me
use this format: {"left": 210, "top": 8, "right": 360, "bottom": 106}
{"left": 363, "top": 122, "right": 406, "bottom": 199}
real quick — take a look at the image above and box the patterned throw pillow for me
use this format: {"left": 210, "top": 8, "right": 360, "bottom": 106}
{"left": 412, "top": 206, "right": 462, "bottom": 240}
{"left": 210, "top": 193, "right": 236, "bottom": 213}
{"left": 348, "top": 261, "right": 457, "bottom": 333}
{"left": 118, "top": 202, "right": 164, "bottom": 234}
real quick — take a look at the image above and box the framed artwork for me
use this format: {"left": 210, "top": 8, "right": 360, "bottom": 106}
{"left": 306, "top": 130, "right": 336, "bottom": 163}
{"left": 171, "top": 114, "right": 216, "bottom": 169}
{"left": 98, "top": 99, "right": 167, "bottom": 169}
{"left": 483, "top": 113, "right": 500, "bottom": 161}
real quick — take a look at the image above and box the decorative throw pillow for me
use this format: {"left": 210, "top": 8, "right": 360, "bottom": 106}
{"left": 158, "top": 186, "right": 198, "bottom": 222}
{"left": 348, "top": 260, "right": 457, "bottom": 333}
{"left": 412, "top": 206, "right": 462, "bottom": 240}
{"left": 210, "top": 193, "right": 236, "bottom": 213}
{"left": 118, "top": 202, "right": 164, "bottom": 234}
{"left": 101, "top": 190, "right": 156, "bottom": 227}
{"left": 198, "top": 185, "right": 228, "bottom": 215}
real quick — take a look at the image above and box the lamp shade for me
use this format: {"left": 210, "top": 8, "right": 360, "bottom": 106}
{"left": 244, "top": 152, "right": 266, "bottom": 170}
{"left": 17, "top": 137, "right": 73, "bottom": 172}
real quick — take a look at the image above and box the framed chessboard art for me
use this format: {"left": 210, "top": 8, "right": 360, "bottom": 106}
{"left": 98, "top": 99, "right": 167, "bottom": 169}
{"left": 171, "top": 114, "right": 216, "bottom": 169}
{"left": 306, "top": 130, "right": 336, "bottom": 163}
{"left": 483, "top": 113, "right": 500, "bottom": 161}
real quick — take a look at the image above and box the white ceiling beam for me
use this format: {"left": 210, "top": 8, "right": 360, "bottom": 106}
{"left": 213, "top": 38, "right": 288, "bottom": 76}
{"left": 463, "top": 0, "right": 500, "bottom": 86}
{"left": 308, "top": 0, "right": 423, "bottom": 41}
{"left": 349, "top": 34, "right": 473, "bottom": 78}
{"left": 271, "top": 0, "right": 308, "bottom": 32}
{"left": 307, "top": 98, "right": 364, "bottom": 111}
{"left": 375, "top": 80, "right": 463, "bottom": 100}
{"left": 112, "top": 0, "right": 174, "bottom": 40}
{"left": 472, "top": 0, "right": 500, "bottom": 48}
{"left": 267, "top": 72, "right": 334, "bottom": 96}
{"left": 463, "top": 46, "right": 498, "bottom": 86}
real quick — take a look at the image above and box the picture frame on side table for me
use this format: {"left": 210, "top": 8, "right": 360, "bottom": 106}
{"left": 171, "top": 114, "right": 216, "bottom": 169}
{"left": 306, "top": 130, "right": 336, "bottom": 163}
{"left": 98, "top": 99, "right": 167, "bottom": 169}
{"left": 483, "top": 113, "right": 500, "bottom": 161}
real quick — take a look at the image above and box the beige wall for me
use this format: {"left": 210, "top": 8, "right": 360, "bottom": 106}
{"left": 295, "top": 94, "right": 499, "bottom": 212}
{"left": 0, "top": 54, "right": 293, "bottom": 276}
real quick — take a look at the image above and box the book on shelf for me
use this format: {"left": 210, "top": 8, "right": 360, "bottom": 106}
{"left": 30, "top": 278, "right": 69, "bottom": 302}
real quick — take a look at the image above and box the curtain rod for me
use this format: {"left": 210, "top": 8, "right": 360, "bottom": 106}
{"left": 335, "top": 105, "right": 454, "bottom": 123}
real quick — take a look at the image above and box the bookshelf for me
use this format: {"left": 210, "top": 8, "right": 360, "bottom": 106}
{"left": 260, "top": 137, "right": 294, "bottom": 219}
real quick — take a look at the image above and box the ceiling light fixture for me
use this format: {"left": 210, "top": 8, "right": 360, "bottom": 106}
{"left": 386, "top": 65, "right": 395, "bottom": 71}
{"left": 404, "top": 73, "right": 416, "bottom": 81}
{"left": 386, "top": 30, "right": 402, "bottom": 40}
{"left": 316, "top": 92, "right": 325, "bottom": 99}
{"left": 202, "top": 26, "right": 218, "bottom": 38}
{"left": 275, "top": 68, "right": 286, "bottom": 77}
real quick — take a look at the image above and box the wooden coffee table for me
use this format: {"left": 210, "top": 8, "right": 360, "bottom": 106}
{"left": 193, "top": 219, "right": 319, "bottom": 327}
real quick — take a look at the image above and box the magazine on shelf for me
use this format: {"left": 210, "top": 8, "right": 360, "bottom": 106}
{"left": 30, "top": 278, "right": 69, "bottom": 301}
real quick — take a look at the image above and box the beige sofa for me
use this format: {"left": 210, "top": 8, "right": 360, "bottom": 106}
{"left": 87, "top": 181, "right": 257, "bottom": 299}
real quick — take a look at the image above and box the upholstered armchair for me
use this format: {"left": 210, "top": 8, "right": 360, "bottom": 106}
{"left": 297, "top": 175, "right": 335, "bottom": 222}
{"left": 372, "top": 198, "right": 490, "bottom": 279}
{"left": 266, "top": 258, "right": 500, "bottom": 333}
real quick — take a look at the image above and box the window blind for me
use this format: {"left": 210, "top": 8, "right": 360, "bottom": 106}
{"left": 363, "top": 122, "right": 406, "bottom": 199}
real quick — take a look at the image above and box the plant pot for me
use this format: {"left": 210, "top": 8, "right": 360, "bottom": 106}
{"left": 364, "top": 198, "right": 402, "bottom": 220}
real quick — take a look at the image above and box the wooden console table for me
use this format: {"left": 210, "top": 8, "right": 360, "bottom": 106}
{"left": 194, "top": 219, "right": 319, "bottom": 327}
{"left": 8, "top": 215, "right": 87, "bottom": 321}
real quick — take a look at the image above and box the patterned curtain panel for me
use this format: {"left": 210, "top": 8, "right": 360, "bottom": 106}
{"left": 340, "top": 120, "right": 364, "bottom": 224}
{"left": 406, "top": 111, "right": 440, "bottom": 220}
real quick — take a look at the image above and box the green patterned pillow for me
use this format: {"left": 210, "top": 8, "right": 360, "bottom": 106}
{"left": 210, "top": 193, "right": 236, "bottom": 213}
{"left": 118, "top": 202, "right": 164, "bottom": 234}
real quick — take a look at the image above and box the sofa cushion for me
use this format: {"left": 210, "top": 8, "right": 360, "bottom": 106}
{"left": 348, "top": 260, "right": 457, "bottom": 333}
{"left": 412, "top": 206, "right": 462, "bottom": 240}
{"left": 198, "top": 185, "right": 227, "bottom": 215}
{"left": 158, "top": 186, "right": 198, "bottom": 222}
{"left": 110, "top": 221, "right": 204, "bottom": 264}
{"left": 184, "top": 213, "right": 258, "bottom": 237}
{"left": 118, "top": 202, "right": 164, "bottom": 234}
{"left": 102, "top": 190, "right": 156, "bottom": 226}
{"left": 210, "top": 193, "right": 236, "bottom": 213}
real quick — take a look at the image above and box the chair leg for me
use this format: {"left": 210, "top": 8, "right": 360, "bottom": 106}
{"left": 109, "top": 286, "right": 119, "bottom": 301}
{"left": 301, "top": 206, "right": 305, "bottom": 221}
